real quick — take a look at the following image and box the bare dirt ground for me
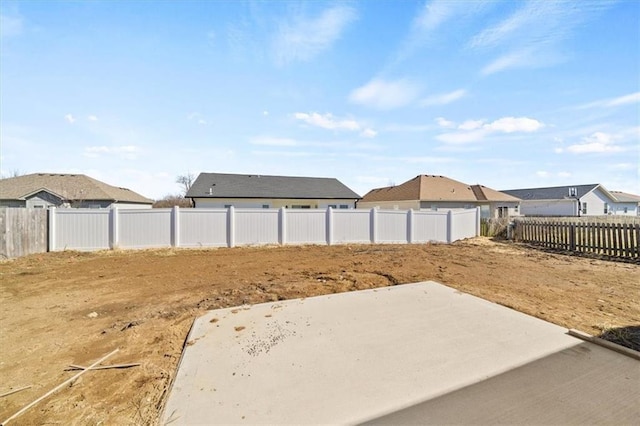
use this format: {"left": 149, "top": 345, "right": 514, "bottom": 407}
{"left": 1, "top": 238, "right": 638, "bottom": 425}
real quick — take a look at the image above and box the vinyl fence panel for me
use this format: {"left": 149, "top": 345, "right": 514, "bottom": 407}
{"left": 413, "top": 211, "right": 448, "bottom": 243}
{"left": 179, "top": 208, "right": 228, "bottom": 247}
{"left": 451, "top": 209, "right": 480, "bottom": 242}
{"left": 118, "top": 209, "right": 172, "bottom": 249}
{"left": 52, "top": 209, "right": 110, "bottom": 251}
{"left": 234, "top": 208, "right": 279, "bottom": 246}
{"left": 377, "top": 210, "right": 409, "bottom": 243}
{"left": 285, "top": 209, "right": 326, "bottom": 244}
{"left": 332, "top": 209, "right": 371, "bottom": 244}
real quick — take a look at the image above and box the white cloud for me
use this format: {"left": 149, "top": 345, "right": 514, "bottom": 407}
{"left": 485, "top": 117, "right": 544, "bottom": 133}
{"left": 481, "top": 49, "right": 536, "bottom": 75}
{"left": 435, "top": 117, "right": 456, "bottom": 128}
{"left": 360, "top": 128, "right": 377, "bottom": 138}
{"left": 272, "top": 5, "right": 357, "bottom": 65}
{"left": 1, "top": 14, "right": 23, "bottom": 38}
{"left": 577, "top": 92, "right": 640, "bottom": 109}
{"left": 262, "top": 111, "right": 269, "bottom": 116}
{"left": 436, "top": 116, "right": 544, "bottom": 144}
{"left": 249, "top": 136, "right": 298, "bottom": 147}
{"left": 294, "top": 112, "right": 359, "bottom": 131}
{"left": 565, "top": 132, "right": 625, "bottom": 154}
{"left": 187, "top": 112, "right": 207, "bottom": 125}
{"left": 473, "top": 1, "right": 611, "bottom": 75}
{"left": 536, "top": 171, "right": 572, "bottom": 179}
{"left": 64, "top": 114, "right": 76, "bottom": 124}
{"left": 84, "top": 145, "right": 141, "bottom": 159}
{"left": 349, "top": 78, "right": 421, "bottom": 110}
{"left": 458, "top": 119, "right": 484, "bottom": 131}
{"left": 88, "top": 115, "right": 98, "bottom": 122}
{"left": 420, "top": 89, "right": 467, "bottom": 106}
{"left": 293, "top": 112, "right": 376, "bottom": 138}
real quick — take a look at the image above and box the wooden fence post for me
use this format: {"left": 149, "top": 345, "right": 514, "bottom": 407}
{"left": 569, "top": 223, "right": 576, "bottom": 251}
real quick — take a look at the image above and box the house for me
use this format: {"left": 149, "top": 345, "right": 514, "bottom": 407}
{"left": 501, "top": 184, "right": 625, "bottom": 217}
{"left": 0, "top": 173, "right": 153, "bottom": 209}
{"left": 357, "top": 175, "right": 520, "bottom": 218}
{"left": 610, "top": 191, "right": 640, "bottom": 216}
{"left": 186, "top": 173, "right": 361, "bottom": 209}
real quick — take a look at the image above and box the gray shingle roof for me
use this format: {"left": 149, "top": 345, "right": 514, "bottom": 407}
{"left": 501, "top": 184, "right": 600, "bottom": 201}
{"left": 187, "top": 173, "right": 361, "bottom": 199}
{"left": 0, "top": 173, "right": 153, "bottom": 204}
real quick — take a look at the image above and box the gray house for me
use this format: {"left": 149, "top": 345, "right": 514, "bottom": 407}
{"left": 187, "top": 173, "right": 361, "bottom": 209}
{"left": 0, "top": 173, "right": 153, "bottom": 209}
{"left": 502, "top": 184, "right": 624, "bottom": 217}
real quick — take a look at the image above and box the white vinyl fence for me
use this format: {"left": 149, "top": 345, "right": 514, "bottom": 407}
{"left": 48, "top": 206, "right": 480, "bottom": 252}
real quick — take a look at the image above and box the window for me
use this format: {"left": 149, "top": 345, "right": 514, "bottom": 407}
{"left": 581, "top": 203, "right": 587, "bottom": 214}
{"left": 604, "top": 204, "right": 609, "bottom": 214}
{"left": 262, "top": 205, "right": 269, "bottom": 209}
{"left": 224, "top": 204, "right": 232, "bottom": 208}
{"left": 328, "top": 204, "right": 337, "bottom": 209}
{"left": 339, "top": 205, "right": 349, "bottom": 209}
{"left": 291, "top": 205, "right": 311, "bottom": 209}
{"left": 624, "top": 207, "right": 628, "bottom": 213}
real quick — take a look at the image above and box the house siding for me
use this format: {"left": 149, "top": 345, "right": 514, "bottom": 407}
{"left": 520, "top": 200, "right": 576, "bottom": 216}
{"left": 356, "top": 200, "right": 420, "bottom": 210}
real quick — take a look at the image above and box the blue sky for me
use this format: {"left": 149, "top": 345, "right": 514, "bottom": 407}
{"left": 1, "top": 0, "right": 638, "bottom": 199}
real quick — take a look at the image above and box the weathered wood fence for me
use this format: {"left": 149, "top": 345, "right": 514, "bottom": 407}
{"left": 0, "top": 208, "right": 48, "bottom": 259}
{"left": 514, "top": 219, "right": 639, "bottom": 260}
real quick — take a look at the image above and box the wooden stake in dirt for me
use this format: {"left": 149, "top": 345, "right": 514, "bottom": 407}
{"left": 0, "top": 348, "right": 119, "bottom": 426}
{"left": 0, "top": 386, "right": 31, "bottom": 398}
{"left": 65, "top": 362, "right": 140, "bottom": 371}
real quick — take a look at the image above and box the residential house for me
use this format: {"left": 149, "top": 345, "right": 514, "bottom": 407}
{"left": 610, "top": 191, "right": 640, "bottom": 216}
{"left": 501, "top": 184, "right": 624, "bottom": 217}
{"left": 187, "top": 173, "right": 361, "bottom": 209}
{"left": 357, "top": 175, "right": 520, "bottom": 218}
{"left": 0, "top": 173, "right": 153, "bottom": 209}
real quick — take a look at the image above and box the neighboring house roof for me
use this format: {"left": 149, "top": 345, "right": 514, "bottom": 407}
{"left": 610, "top": 191, "right": 640, "bottom": 203}
{"left": 0, "top": 173, "right": 153, "bottom": 204}
{"left": 360, "top": 175, "right": 520, "bottom": 203}
{"left": 502, "top": 184, "right": 614, "bottom": 201}
{"left": 187, "top": 173, "right": 361, "bottom": 199}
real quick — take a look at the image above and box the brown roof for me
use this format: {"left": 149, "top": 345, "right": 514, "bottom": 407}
{"left": 0, "top": 173, "right": 153, "bottom": 204}
{"left": 361, "top": 175, "right": 520, "bottom": 203}
{"left": 611, "top": 191, "right": 640, "bottom": 203}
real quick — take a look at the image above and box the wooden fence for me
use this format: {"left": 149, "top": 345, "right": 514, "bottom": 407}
{"left": 0, "top": 207, "right": 48, "bottom": 259}
{"left": 514, "top": 219, "right": 639, "bottom": 260}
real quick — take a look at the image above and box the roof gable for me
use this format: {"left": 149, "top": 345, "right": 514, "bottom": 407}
{"left": 187, "top": 173, "right": 361, "bottom": 199}
{"left": 361, "top": 175, "right": 519, "bottom": 203}
{"left": 0, "top": 173, "right": 153, "bottom": 204}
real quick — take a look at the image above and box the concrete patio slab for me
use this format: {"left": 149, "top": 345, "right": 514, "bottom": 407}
{"left": 161, "top": 281, "right": 639, "bottom": 425}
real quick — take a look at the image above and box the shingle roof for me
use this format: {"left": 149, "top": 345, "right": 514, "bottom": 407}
{"left": 611, "top": 191, "right": 640, "bottom": 203}
{"left": 187, "top": 173, "right": 361, "bottom": 199}
{"left": 501, "top": 184, "right": 600, "bottom": 201}
{"left": 360, "top": 175, "right": 519, "bottom": 203}
{"left": 0, "top": 173, "right": 153, "bottom": 204}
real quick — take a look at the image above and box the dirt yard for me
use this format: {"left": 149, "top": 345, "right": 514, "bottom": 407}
{"left": 1, "top": 238, "right": 638, "bottom": 425}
